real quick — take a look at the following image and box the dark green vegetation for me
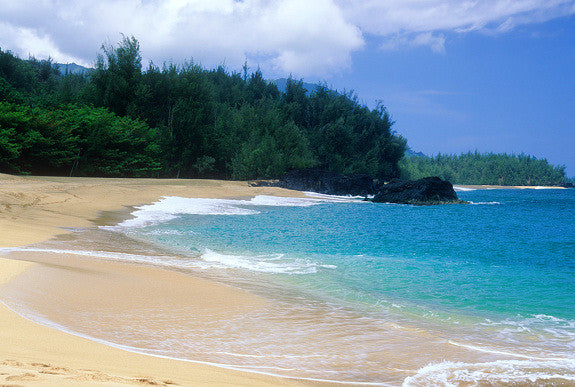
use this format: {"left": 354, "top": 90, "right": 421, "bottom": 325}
{"left": 0, "top": 36, "right": 567, "bottom": 185}
{"left": 400, "top": 152, "right": 567, "bottom": 186}
{"left": 0, "top": 37, "right": 405, "bottom": 179}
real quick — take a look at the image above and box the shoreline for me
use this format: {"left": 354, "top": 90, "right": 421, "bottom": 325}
{"left": 0, "top": 174, "right": 320, "bottom": 386}
{"left": 1, "top": 174, "right": 573, "bottom": 384}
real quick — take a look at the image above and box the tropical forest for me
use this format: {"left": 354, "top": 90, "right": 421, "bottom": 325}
{"left": 0, "top": 36, "right": 568, "bottom": 186}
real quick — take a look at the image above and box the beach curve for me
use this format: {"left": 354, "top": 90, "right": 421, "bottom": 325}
{"left": 0, "top": 173, "right": 320, "bottom": 386}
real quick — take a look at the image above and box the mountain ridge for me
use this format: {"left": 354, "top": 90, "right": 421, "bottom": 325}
{"left": 55, "top": 63, "right": 92, "bottom": 75}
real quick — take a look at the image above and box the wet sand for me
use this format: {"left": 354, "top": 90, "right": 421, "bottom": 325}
{"left": 0, "top": 174, "right": 319, "bottom": 386}
{"left": 2, "top": 174, "right": 566, "bottom": 384}
{"left": 0, "top": 218, "right": 503, "bottom": 385}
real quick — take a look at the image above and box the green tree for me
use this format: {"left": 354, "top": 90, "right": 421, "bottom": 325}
{"left": 91, "top": 35, "right": 142, "bottom": 116}
{"left": 400, "top": 151, "right": 566, "bottom": 186}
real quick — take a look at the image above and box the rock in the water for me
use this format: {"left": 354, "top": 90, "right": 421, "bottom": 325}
{"left": 278, "top": 169, "right": 376, "bottom": 196}
{"left": 372, "top": 177, "right": 462, "bottom": 205}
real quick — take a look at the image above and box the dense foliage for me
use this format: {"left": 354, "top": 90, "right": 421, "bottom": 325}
{"left": 0, "top": 102, "right": 161, "bottom": 176}
{"left": 1, "top": 37, "right": 567, "bottom": 185}
{"left": 400, "top": 152, "right": 567, "bottom": 186}
{"left": 0, "top": 37, "right": 406, "bottom": 180}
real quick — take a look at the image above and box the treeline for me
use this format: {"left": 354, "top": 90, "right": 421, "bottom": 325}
{"left": 0, "top": 36, "right": 406, "bottom": 179}
{"left": 400, "top": 152, "right": 567, "bottom": 186}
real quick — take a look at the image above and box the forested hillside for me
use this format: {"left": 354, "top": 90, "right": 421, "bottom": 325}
{"left": 0, "top": 36, "right": 568, "bottom": 186}
{"left": 0, "top": 36, "right": 406, "bottom": 179}
{"left": 400, "top": 152, "right": 567, "bottom": 186}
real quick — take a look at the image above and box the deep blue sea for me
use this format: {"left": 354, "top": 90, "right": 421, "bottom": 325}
{"left": 2, "top": 188, "right": 574, "bottom": 385}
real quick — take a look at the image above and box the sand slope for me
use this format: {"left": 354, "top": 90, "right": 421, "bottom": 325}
{"left": 0, "top": 174, "right": 318, "bottom": 386}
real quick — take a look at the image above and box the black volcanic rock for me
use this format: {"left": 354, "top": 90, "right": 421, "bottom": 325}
{"left": 278, "top": 169, "right": 376, "bottom": 196}
{"left": 372, "top": 177, "right": 461, "bottom": 205}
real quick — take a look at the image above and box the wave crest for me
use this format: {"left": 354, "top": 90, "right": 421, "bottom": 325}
{"left": 200, "top": 249, "right": 336, "bottom": 274}
{"left": 104, "top": 195, "right": 355, "bottom": 230}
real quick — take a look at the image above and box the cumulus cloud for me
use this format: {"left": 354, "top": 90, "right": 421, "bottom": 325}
{"left": 0, "top": 0, "right": 574, "bottom": 77}
{"left": 0, "top": 22, "right": 87, "bottom": 64}
{"left": 0, "top": 0, "right": 363, "bottom": 76}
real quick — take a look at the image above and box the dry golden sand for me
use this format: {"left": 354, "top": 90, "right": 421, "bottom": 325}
{"left": 0, "top": 174, "right": 324, "bottom": 386}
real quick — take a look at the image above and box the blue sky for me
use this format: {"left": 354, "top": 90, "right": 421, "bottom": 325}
{"left": 324, "top": 17, "right": 575, "bottom": 175}
{"left": 1, "top": 0, "right": 574, "bottom": 175}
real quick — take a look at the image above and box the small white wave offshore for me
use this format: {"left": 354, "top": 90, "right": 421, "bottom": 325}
{"left": 303, "top": 192, "right": 369, "bottom": 201}
{"left": 453, "top": 186, "right": 477, "bottom": 192}
{"left": 104, "top": 195, "right": 351, "bottom": 230}
{"left": 107, "top": 197, "right": 260, "bottom": 229}
{"left": 101, "top": 195, "right": 356, "bottom": 231}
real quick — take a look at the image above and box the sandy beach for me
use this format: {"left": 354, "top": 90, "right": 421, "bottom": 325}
{"left": 0, "top": 174, "right": 320, "bottom": 386}
{"left": 2, "top": 175, "right": 570, "bottom": 385}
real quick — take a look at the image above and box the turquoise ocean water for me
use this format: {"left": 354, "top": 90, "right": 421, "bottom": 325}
{"left": 2, "top": 188, "right": 574, "bottom": 385}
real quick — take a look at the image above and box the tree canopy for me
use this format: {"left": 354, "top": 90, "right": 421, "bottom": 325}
{"left": 0, "top": 37, "right": 567, "bottom": 186}
{"left": 0, "top": 37, "right": 406, "bottom": 180}
{"left": 400, "top": 152, "right": 566, "bottom": 186}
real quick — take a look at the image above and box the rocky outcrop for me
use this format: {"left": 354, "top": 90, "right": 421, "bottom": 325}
{"left": 372, "top": 177, "right": 462, "bottom": 205}
{"left": 253, "top": 170, "right": 463, "bottom": 204}
{"left": 277, "top": 169, "right": 376, "bottom": 196}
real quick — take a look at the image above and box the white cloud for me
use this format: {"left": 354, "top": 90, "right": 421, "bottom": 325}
{"left": 339, "top": 0, "right": 575, "bottom": 52}
{"left": 0, "top": 22, "right": 88, "bottom": 65}
{"left": 0, "top": 0, "right": 363, "bottom": 77}
{"left": 0, "top": 0, "right": 573, "bottom": 77}
{"left": 380, "top": 32, "right": 446, "bottom": 53}
{"left": 340, "top": 0, "right": 575, "bottom": 34}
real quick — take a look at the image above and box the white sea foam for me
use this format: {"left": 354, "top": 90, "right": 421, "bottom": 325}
{"left": 142, "top": 229, "right": 186, "bottom": 236}
{"left": 105, "top": 195, "right": 345, "bottom": 230}
{"left": 0, "top": 300, "right": 385, "bottom": 387}
{"left": 0, "top": 194, "right": 343, "bottom": 276}
{"left": 453, "top": 186, "right": 476, "bottom": 192}
{"left": 480, "top": 314, "right": 575, "bottom": 341}
{"left": 0, "top": 246, "right": 187, "bottom": 268}
{"left": 200, "top": 249, "right": 336, "bottom": 274}
{"left": 249, "top": 195, "right": 324, "bottom": 207}
{"left": 1, "top": 246, "right": 295, "bottom": 274}
{"left": 468, "top": 201, "right": 501, "bottom": 205}
{"left": 448, "top": 341, "right": 572, "bottom": 361}
{"left": 108, "top": 197, "right": 262, "bottom": 229}
{"left": 403, "top": 359, "right": 575, "bottom": 386}
{"left": 303, "top": 192, "right": 368, "bottom": 202}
